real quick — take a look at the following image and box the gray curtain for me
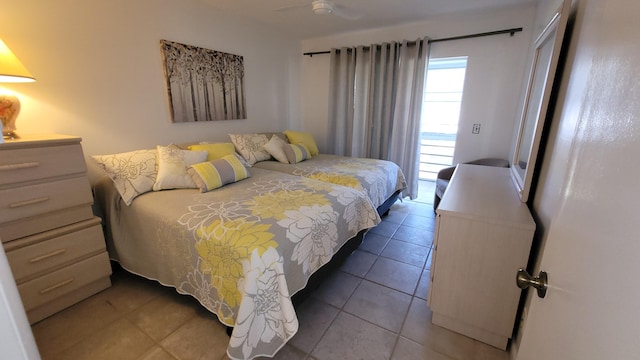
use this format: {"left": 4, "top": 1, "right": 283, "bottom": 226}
{"left": 328, "top": 37, "right": 430, "bottom": 199}
{"left": 327, "top": 47, "right": 356, "bottom": 156}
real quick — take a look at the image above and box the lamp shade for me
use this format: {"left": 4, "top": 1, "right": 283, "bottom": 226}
{"left": 0, "top": 38, "right": 35, "bottom": 83}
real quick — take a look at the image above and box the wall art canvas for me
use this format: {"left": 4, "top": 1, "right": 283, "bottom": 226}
{"left": 160, "top": 40, "right": 246, "bottom": 122}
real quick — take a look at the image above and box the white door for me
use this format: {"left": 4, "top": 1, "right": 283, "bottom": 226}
{"left": 516, "top": 1, "right": 640, "bottom": 359}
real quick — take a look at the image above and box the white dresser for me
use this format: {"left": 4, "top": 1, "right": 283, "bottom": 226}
{"left": 0, "top": 134, "right": 111, "bottom": 324}
{"left": 428, "top": 164, "right": 535, "bottom": 349}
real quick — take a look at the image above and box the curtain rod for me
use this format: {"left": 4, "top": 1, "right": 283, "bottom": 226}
{"left": 302, "top": 27, "right": 523, "bottom": 57}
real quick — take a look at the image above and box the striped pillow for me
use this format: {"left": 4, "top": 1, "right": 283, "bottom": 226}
{"left": 283, "top": 143, "right": 310, "bottom": 164}
{"left": 187, "top": 154, "right": 250, "bottom": 192}
{"left": 284, "top": 130, "right": 319, "bottom": 156}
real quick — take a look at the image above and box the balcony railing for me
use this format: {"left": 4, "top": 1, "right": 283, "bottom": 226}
{"left": 419, "top": 132, "right": 456, "bottom": 181}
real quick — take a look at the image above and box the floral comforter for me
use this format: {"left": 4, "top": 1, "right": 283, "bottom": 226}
{"left": 95, "top": 168, "right": 380, "bottom": 359}
{"left": 253, "top": 155, "right": 407, "bottom": 209}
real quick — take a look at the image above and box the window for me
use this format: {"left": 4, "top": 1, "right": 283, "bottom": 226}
{"left": 419, "top": 57, "right": 468, "bottom": 181}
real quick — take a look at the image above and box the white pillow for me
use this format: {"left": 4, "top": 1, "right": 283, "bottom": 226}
{"left": 153, "top": 144, "right": 208, "bottom": 191}
{"left": 228, "top": 133, "right": 271, "bottom": 166}
{"left": 91, "top": 149, "right": 158, "bottom": 206}
{"left": 263, "top": 135, "right": 289, "bottom": 163}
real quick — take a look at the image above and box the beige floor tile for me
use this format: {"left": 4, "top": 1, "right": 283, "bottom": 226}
{"left": 289, "top": 297, "right": 339, "bottom": 353}
{"left": 410, "top": 202, "right": 436, "bottom": 217}
{"left": 127, "top": 292, "right": 198, "bottom": 341}
{"left": 365, "top": 256, "right": 422, "bottom": 294}
{"left": 100, "top": 268, "right": 169, "bottom": 316}
{"left": 343, "top": 280, "right": 412, "bottom": 333}
{"left": 471, "top": 341, "right": 510, "bottom": 360}
{"left": 392, "top": 337, "right": 452, "bottom": 360}
{"left": 414, "top": 269, "right": 431, "bottom": 300}
{"left": 138, "top": 346, "right": 178, "bottom": 360}
{"left": 359, "top": 232, "right": 391, "bottom": 255}
{"left": 402, "top": 298, "right": 477, "bottom": 360}
{"left": 369, "top": 221, "right": 401, "bottom": 237}
{"left": 382, "top": 211, "right": 409, "bottom": 224}
{"left": 160, "top": 312, "right": 229, "bottom": 360}
{"left": 380, "top": 239, "right": 430, "bottom": 268}
{"left": 31, "top": 290, "right": 122, "bottom": 357}
{"left": 402, "top": 214, "right": 436, "bottom": 231}
{"left": 425, "top": 247, "right": 434, "bottom": 270}
{"left": 312, "top": 312, "right": 397, "bottom": 360}
{"left": 401, "top": 298, "right": 434, "bottom": 344}
{"left": 392, "top": 225, "right": 434, "bottom": 247}
{"left": 259, "top": 344, "right": 307, "bottom": 359}
{"left": 311, "top": 270, "right": 360, "bottom": 308}
{"left": 51, "top": 318, "right": 155, "bottom": 360}
{"left": 224, "top": 341, "right": 313, "bottom": 360}
{"left": 339, "top": 249, "right": 377, "bottom": 277}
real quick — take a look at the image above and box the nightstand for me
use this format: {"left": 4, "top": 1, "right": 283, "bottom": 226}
{"left": 0, "top": 134, "right": 111, "bottom": 324}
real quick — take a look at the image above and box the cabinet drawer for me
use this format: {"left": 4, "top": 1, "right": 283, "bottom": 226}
{"left": 0, "top": 144, "right": 86, "bottom": 187}
{"left": 0, "top": 205, "right": 94, "bottom": 243}
{"left": 17, "top": 252, "right": 111, "bottom": 311}
{"left": 0, "top": 176, "right": 93, "bottom": 223}
{"left": 7, "top": 223, "right": 106, "bottom": 283}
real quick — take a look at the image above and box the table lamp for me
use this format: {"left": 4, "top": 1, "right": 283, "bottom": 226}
{"left": 0, "top": 38, "right": 35, "bottom": 139}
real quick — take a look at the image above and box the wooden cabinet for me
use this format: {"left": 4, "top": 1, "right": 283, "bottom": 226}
{"left": 0, "top": 134, "right": 111, "bottom": 324}
{"left": 428, "top": 164, "right": 535, "bottom": 349}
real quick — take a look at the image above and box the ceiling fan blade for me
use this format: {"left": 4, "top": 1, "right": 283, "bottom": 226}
{"left": 333, "top": 4, "right": 363, "bottom": 20}
{"left": 273, "top": 3, "right": 309, "bottom": 13}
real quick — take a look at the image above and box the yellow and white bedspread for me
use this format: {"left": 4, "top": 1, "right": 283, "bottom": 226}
{"left": 253, "top": 155, "right": 407, "bottom": 209}
{"left": 96, "top": 168, "right": 380, "bottom": 359}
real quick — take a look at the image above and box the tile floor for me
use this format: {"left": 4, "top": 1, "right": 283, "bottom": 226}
{"left": 30, "top": 181, "right": 510, "bottom": 360}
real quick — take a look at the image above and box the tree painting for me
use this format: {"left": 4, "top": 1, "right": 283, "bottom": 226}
{"left": 160, "top": 40, "right": 246, "bottom": 122}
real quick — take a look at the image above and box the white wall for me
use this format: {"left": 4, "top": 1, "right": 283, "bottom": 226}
{"left": 0, "top": 0, "right": 301, "bottom": 156}
{"left": 301, "top": 5, "right": 537, "bottom": 163}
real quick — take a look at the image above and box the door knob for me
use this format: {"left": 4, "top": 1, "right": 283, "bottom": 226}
{"left": 516, "top": 268, "right": 548, "bottom": 298}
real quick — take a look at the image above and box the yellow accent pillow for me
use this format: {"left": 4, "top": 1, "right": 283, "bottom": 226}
{"left": 187, "top": 154, "right": 250, "bottom": 192}
{"left": 284, "top": 130, "right": 319, "bottom": 156}
{"left": 188, "top": 143, "right": 236, "bottom": 161}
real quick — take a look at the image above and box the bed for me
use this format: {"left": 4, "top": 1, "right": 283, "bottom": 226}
{"left": 253, "top": 154, "right": 406, "bottom": 212}
{"left": 229, "top": 131, "right": 407, "bottom": 215}
{"left": 90, "top": 160, "right": 382, "bottom": 359}
{"left": 89, "top": 135, "right": 407, "bottom": 359}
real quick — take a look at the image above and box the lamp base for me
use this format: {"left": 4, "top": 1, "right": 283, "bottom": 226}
{"left": 3, "top": 131, "right": 19, "bottom": 140}
{"left": 0, "top": 92, "right": 21, "bottom": 140}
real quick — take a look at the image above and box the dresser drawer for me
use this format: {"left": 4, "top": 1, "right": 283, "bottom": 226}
{"left": 0, "top": 144, "right": 86, "bottom": 187}
{"left": 0, "top": 205, "right": 94, "bottom": 243}
{"left": 0, "top": 176, "right": 93, "bottom": 223}
{"left": 17, "top": 252, "right": 111, "bottom": 311}
{"left": 7, "top": 222, "right": 106, "bottom": 283}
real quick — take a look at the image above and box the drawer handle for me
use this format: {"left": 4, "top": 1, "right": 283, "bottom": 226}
{"left": 29, "top": 249, "right": 67, "bottom": 263}
{"left": 9, "top": 196, "right": 50, "bottom": 208}
{"left": 39, "top": 278, "right": 74, "bottom": 295}
{"left": 0, "top": 162, "right": 40, "bottom": 171}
